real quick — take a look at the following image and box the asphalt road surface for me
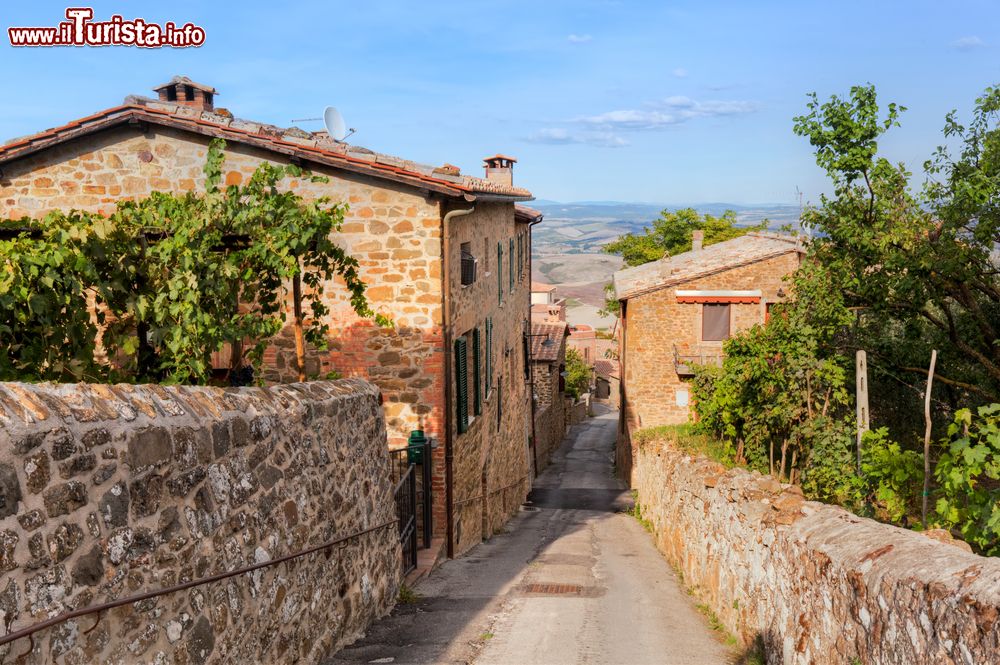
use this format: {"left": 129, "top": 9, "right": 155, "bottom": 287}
{"left": 325, "top": 405, "right": 732, "bottom": 665}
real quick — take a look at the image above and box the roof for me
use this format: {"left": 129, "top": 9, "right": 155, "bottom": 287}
{"left": 613, "top": 232, "right": 804, "bottom": 301}
{"left": 153, "top": 76, "right": 217, "bottom": 94}
{"left": 0, "top": 99, "right": 533, "bottom": 202}
{"left": 515, "top": 204, "right": 543, "bottom": 224}
{"left": 595, "top": 358, "right": 619, "bottom": 379}
{"left": 529, "top": 321, "right": 568, "bottom": 363}
{"left": 531, "top": 281, "right": 557, "bottom": 293}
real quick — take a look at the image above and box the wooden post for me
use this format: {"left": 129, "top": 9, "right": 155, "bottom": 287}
{"left": 922, "top": 349, "right": 937, "bottom": 529}
{"left": 856, "top": 350, "right": 870, "bottom": 472}
{"left": 292, "top": 266, "right": 307, "bottom": 383}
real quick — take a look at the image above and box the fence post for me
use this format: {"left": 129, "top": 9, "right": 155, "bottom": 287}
{"left": 922, "top": 349, "right": 937, "bottom": 529}
{"left": 856, "top": 350, "right": 869, "bottom": 472}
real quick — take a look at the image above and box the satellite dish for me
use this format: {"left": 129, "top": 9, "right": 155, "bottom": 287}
{"left": 323, "top": 106, "right": 348, "bottom": 141}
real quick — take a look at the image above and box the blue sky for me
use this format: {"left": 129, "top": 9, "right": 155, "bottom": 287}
{"left": 1, "top": 1, "right": 998, "bottom": 204}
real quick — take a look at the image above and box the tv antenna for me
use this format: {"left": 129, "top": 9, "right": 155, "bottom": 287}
{"left": 289, "top": 106, "right": 356, "bottom": 141}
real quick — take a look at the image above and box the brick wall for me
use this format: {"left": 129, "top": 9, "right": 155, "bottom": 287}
{"left": 0, "top": 379, "right": 399, "bottom": 664}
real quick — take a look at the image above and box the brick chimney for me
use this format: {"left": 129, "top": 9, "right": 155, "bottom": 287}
{"left": 691, "top": 230, "right": 704, "bottom": 251}
{"left": 152, "top": 76, "right": 217, "bottom": 111}
{"left": 483, "top": 154, "right": 516, "bottom": 186}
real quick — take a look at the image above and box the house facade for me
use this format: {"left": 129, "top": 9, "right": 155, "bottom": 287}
{"left": 0, "top": 76, "right": 540, "bottom": 558}
{"left": 612, "top": 231, "right": 804, "bottom": 476}
{"left": 527, "top": 320, "right": 569, "bottom": 472}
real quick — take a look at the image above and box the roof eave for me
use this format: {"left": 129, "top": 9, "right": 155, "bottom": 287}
{"left": 0, "top": 106, "right": 533, "bottom": 202}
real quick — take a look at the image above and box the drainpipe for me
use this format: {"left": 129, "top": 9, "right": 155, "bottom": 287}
{"left": 442, "top": 204, "right": 475, "bottom": 559}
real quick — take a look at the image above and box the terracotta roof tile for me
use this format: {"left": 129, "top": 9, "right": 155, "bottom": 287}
{"left": 613, "top": 232, "right": 804, "bottom": 301}
{"left": 529, "top": 321, "right": 568, "bottom": 363}
{"left": 594, "top": 359, "right": 619, "bottom": 379}
{"left": 0, "top": 100, "right": 533, "bottom": 202}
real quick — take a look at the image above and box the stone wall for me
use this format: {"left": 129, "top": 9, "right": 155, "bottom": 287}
{"left": 532, "top": 402, "right": 565, "bottom": 475}
{"left": 566, "top": 397, "right": 589, "bottom": 427}
{"left": 446, "top": 204, "right": 533, "bottom": 556}
{"left": 630, "top": 434, "right": 1000, "bottom": 665}
{"left": 621, "top": 251, "right": 800, "bottom": 430}
{"left": 0, "top": 379, "right": 401, "bottom": 664}
{"left": 0, "top": 124, "right": 446, "bottom": 453}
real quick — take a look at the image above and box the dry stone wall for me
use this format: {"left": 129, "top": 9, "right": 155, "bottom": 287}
{"left": 0, "top": 379, "right": 400, "bottom": 664}
{"left": 631, "top": 436, "right": 1000, "bottom": 665}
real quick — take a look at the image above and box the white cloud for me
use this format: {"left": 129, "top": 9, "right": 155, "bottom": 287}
{"left": 526, "top": 127, "right": 628, "bottom": 147}
{"left": 576, "top": 96, "right": 757, "bottom": 130}
{"left": 567, "top": 34, "right": 593, "bottom": 44}
{"left": 672, "top": 67, "right": 688, "bottom": 78}
{"left": 953, "top": 35, "right": 985, "bottom": 50}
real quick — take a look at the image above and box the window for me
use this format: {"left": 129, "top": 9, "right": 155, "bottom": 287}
{"left": 702, "top": 303, "right": 731, "bottom": 341}
{"left": 522, "top": 331, "right": 530, "bottom": 380}
{"left": 472, "top": 327, "right": 482, "bottom": 415}
{"left": 455, "top": 336, "right": 469, "bottom": 434}
{"left": 485, "top": 318, "right": 493, "bottom": 397}
{"left": 496, "top": 374, "right": 503, "bottom": 432}
{"left": 509, "top": 238, "right": 515, "bottom": 293}
{"left": 460, "top": 242, "right": 477, "bottom": 286}
{"left": 497, "top": 242, "right": 503, "bottom": 305}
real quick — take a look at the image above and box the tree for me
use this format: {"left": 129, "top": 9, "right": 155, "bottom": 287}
{"left": 600, "top": 208, "right": 765, "bottom": 316}
{"left": 794, "top": 84, "right": 1000, "bottom": 403}
{"left": 563, "top": 348, "right": 592, "bottom": 400}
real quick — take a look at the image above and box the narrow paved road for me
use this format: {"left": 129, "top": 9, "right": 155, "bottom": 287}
{"left": 326, "top": 406, "right": 732, "bottom": 665}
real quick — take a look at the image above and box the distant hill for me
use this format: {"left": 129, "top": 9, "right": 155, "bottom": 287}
{"left": 530, "top": 201, "right": 801, "bottom": 256}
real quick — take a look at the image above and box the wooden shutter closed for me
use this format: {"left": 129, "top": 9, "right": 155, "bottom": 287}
{"left": 486, "top": 318, "right": 493, "bottom": 392}
{"left": 497, "top": 242, "right": 503, "bottom": 305}
{"left": 522, "top": 330, "right": 530, "bottom": 380}
{"left": 473, "top": 327, "right": 482, "bottom": 415}
{"left": 509, "top": 238, "right": 515, "bottom": 293}
{"left": 455, "top": 337, "right": 469, "bottom": 434}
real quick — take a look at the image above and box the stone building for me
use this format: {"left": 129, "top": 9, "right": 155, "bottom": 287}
{"left": 527, "top": 320, "right": 569, "bottom": 471}
{"left": 0, "top": 76, "right": 540, "bottom": 558}
{"left": 612, "top": 231, "right": 804, "bottom": 441}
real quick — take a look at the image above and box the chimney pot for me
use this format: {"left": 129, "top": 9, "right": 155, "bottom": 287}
{"left": 691, "top": 230, "right": 704, "bottom": 251}
{"left": 483, "top": 154, "right": 516, "bottom": 186}
{"left": 152, "top": 76, "right": 216, "bottom": 112}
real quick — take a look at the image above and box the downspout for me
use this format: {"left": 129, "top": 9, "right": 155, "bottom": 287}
{"left": 442, "top": 204, "right": 475, "bottom": 559}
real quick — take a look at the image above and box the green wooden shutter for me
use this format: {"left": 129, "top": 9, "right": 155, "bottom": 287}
{"left": 473, "top": 327, "right": 482, "bottom": 416}
{"left": 455, "top": 337, "right": 469, "bottom": 434}
{"left": 497, "top": 242, "right": 503, "bottom": 305}
{"left": 496, "top": 374, "right": 503, "bottom": 432}
{"left": 486, "top": 318, "right": 493, "bottom": 393}
{"left": 509, "top": 238, "right": 515, "bottom": 293}
{"left": 522, "top": 330, "right": 530, "bottom": 380}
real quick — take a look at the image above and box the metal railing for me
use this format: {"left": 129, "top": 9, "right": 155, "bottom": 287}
{"left": 0, "top": 519, "right": 396, "bottom": 654}
{"left": 673, "top": 344, "right": 723, "bottom": 376}
{"left": 389, "top": 441, "right": 433, "bottom": 574}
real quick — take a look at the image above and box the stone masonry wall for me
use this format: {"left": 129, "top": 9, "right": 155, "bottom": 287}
{"left": 1, "top": 124, "right": 452, "bottom": 541}
{"left": 0, "top": 379, "right": 400, "bottom": 664}
{"left": 631, "top": 435, "right": 1000, "bottom": 665}
{"left": 622, "top": 251, "right": 800, "bottom": 431}
{"left": 447, "top": 205, "right": 532, "bottom": 556}
{"left": 0, "top": 125, "right": 446, "bottom": 452}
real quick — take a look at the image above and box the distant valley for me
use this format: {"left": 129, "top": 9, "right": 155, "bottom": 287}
{"left": 529, "top": 201, "right": 801, "bottom": 331}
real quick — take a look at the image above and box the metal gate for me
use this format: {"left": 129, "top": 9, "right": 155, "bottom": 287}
{"left": 390, "top": 441, "right": 433, "bottom": 575}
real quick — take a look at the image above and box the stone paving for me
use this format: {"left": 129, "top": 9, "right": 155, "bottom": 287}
{"left": 325, "top": 405, "right": 732, "bottom": 665}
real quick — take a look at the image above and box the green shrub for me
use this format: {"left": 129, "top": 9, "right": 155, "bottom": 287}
{"left": 935, "top": 405, "right": 1000, "bottom": 555}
